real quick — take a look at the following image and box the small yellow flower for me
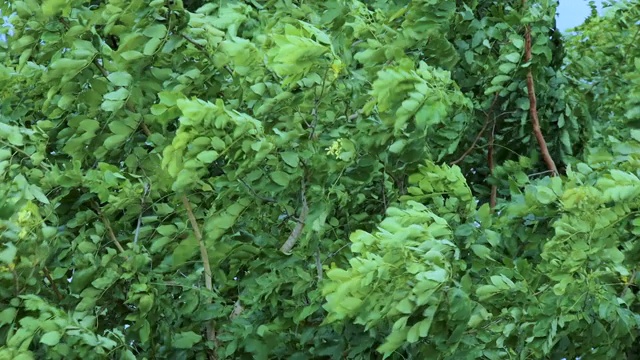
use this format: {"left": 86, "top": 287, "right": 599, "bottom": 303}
{"left": 326, "top": 139, "right": 344, "bottom": 158}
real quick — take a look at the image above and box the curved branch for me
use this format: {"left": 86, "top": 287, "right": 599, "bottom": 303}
{"left": 523, "top": 0, "right": 558, "bottom": 176}
{"left": 280, "top": 177, "right": 309, "bottom": 255}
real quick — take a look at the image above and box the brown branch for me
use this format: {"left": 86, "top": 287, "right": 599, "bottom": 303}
{"left": 280, "top": 177, "right": 309, "bottom": 254}
{"left": 488, "top": 119, "right": 497, "bottom": 211}
{"left": 139, "top": 122, "right": 151, "bottom": 137}
{"left": 182, "top": 34, "right": 208, "bottom": 53}
{"left": 43, "top": 267, "right": 63, "bottom": 301}
{"left": 451, "top": 93, "right": 500, "bottom": 166}
{"left": 181, "top": 195, "right": 218, "bottom": 356}
{"left": 92, "top": 203, "right": 126, "bottom": 253}
{"left": 92, "top": 58, "right": 110, "bottom": 78}
{"left": 523, "top": 0, "right": 558, "bottom": 176}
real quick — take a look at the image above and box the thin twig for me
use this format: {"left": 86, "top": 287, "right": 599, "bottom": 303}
{"left": 315, "top": 248, "right": 323, "bottom": 282}
{"left": 527, "top": 170, "right": 555, "bottom": 178}
{"left": 92, "top": 203, "right": 125, "bottom": 253}
{"left": 43, "top": 267, "right": 63, "bottom": 300}
{"left": 139, "top": 122, "right": 151, "bottom": 137}
{"left": 12, "top": 267, "right": 20, "bottom": 296}
{"left": 488, "top": 119, "right": 497, "bottom": 211}
{"left": 92, "top": 58, "right": 109, "bottom": 78}
{"left": 238, "top": 178, "right": 276, "bottom": 203}
{"left": 181, "top": 195, "right": 218, "bottom": 356}
{"left": 523, "top": 0, "right": 558, "bottom": 176}
{"left": 280, "top": 177, "right": 309, "bottom": 254}
{"left": 324, "top": 243, "right": 350, "bottom": 262}
{"left": 381, "top": 171, "right": 388, "bottom": 213}
{"left": 133, "top": 182, "right": 150, "bottom": 244}
{"left": 451, "top": 93, "right": 500, "bottom": 165}
{"left": 182, "top": 34, "right": 208, "bottom": 53}
{"left": 0, "top": 140, "right": 51, "bottom": 171}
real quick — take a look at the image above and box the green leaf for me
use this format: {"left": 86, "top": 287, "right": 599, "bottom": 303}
{"left": 491, "top": 75, "right": 511, "bottom": 85}
{"left": 104, "top": 134, "right": 128, "bottom": 150}
{"left": 535, "top": 187, "right": 557, "bottom": 204}
{"left": 476, "top": 285, "right": 501, "bottom": 300}
{"left": 197, "top": 150, "right": 219, "bottom": 164}
{"left": 498, "top": 62, "right": 516, "bottom": 73}
{"left": 423, "top": 268, "right": 447, "bottom": 282}
{"left": 395, "top": 298, "right": 413, "bottom": 314}
{"left": 0, "top": 307, "right": 17, "bottom": 325}
{"left": 40, "top": 331, "right": 62, "bottom": 346}
{"left": 143, "top": 24, "right": 167, "bottom": 38}
{"left": 406, "top": 323, "right": 420, "bottom": 343}
{"left": 156, "top": 225, "right": 177, "bottom": 236}
{"left": 504, "top": 52, "right": 521, "bottom": 63}
{"left": 120, "top": 50, "right": 144, "bottom": 61}
{"left": 172, "top": 331, "right": 202, "bottom": 349}
{"left": 107, "top": 71, "right": 133, "bottom": 86}
{"left": 29, "top": 185, "right": 50, "bottom": 204}
{"left": 108, "top": 121, "right": 134, "bottom": 135}
{"left": 42, "top": 0, "right": 68, "bottom": 16}
{"left": 471, "top": 244, "right": 493, "bottom": 260}
{"left": 389, "top": 139, "right": 407, "bottom": 153}
{"left": 270, "top": 171, "right": 290, "bottom": 187}
{"left": 172, "top": 237, "right": 198, "bottom": 267}
{"left": 104, "top": 88, "right": 130, "bottom": 101}
{"left": 144, "top": 37, "right": 163, "bottom": 55}
{"left": 0, "top": 243, "right": 17, "bottom": 264}
{"left": 139, "top": 294, "right": 154, "bottom": 315}
{"left": 101, "top": 99, "right": 125, "bottom": 112}
{"left": 280, "top": 152, "right": 299, "bottom": 167}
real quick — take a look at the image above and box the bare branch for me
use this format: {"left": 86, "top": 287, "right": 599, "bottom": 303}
{"left": 523, "top": 0, "right": 558, "bottom": 176}
{"left": 280, "top": 177, "right": 309, "bottom": 254}
{"left": 315, "top": 248, "right": 323, "bottom": 282}
{"left": 489, "top": 119, "right": 497, "bottom": 211}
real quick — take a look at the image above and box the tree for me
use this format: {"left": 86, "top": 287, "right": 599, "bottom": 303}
{"left": 0, "top": 0, "right": 638, "bottom": 359}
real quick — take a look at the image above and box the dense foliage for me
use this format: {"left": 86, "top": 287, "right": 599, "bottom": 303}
{"left": 1, "top": 0, "right": 639, "bottom": 359}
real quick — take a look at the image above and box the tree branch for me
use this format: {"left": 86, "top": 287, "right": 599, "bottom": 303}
{"left": 315, "top": 248, "right": 323, "bottom": 282}
{"left": 280, "top": 177, "right": 309, "bottom": 254}
{"left": 489, "top": 119, "right": 497, "bottom": 211}
{"left": 181, "top": 195, "right": 218, "bottom": 355}
{"left": 92, "top": 202, "right": 126, "bottom": 254}
{"left": 43, "top": 267, "right": 63, "bottom": 301}
{"left": 523, "top": 0, "right": 558, "bottom": 176}
{"left": 451, "top": 93, "right": 500, "bottom": 166}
